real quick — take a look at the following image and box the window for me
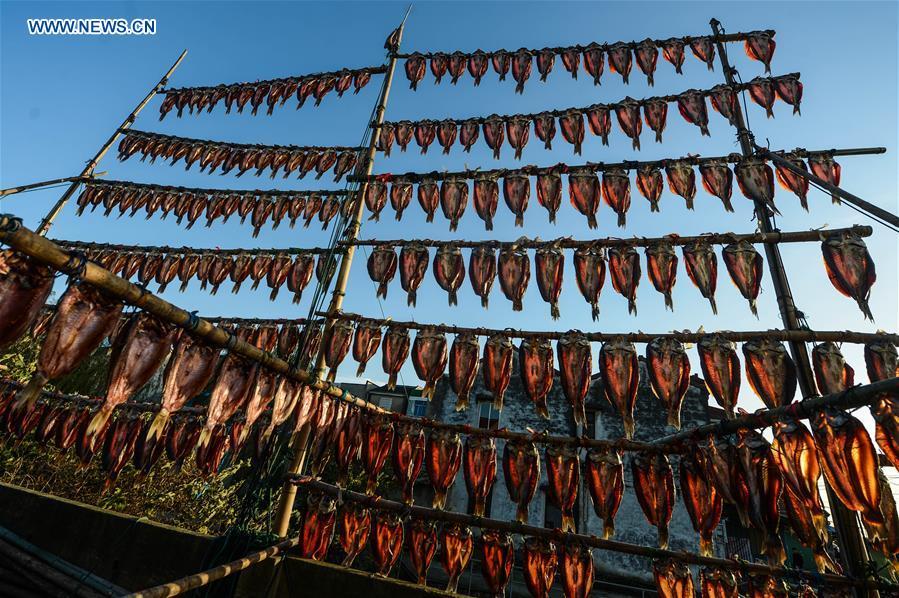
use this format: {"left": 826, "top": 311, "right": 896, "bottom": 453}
{"left": 476, "top": 396, "right": 500, "bottom": 429}
{"left": 408, "top": 399, "right": 428, "bottom": 417}
{"left": 376, "top": 395, "right": 393, "bottom": 411}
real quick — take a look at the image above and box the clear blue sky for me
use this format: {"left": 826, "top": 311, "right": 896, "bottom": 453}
{"left": 1, "top": 2, "right": 897, "bottom": 425}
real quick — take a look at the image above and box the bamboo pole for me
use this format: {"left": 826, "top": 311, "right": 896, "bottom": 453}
{"left": 709, "top": 18, "right": 871, "bottom": 592}
{"left": 0, "top": 173, "right": 105, "bottom": 198}
{"left": 54, "top": 239, "right": 339, "bottom": 256}
{"left": 348, "top": 146, "right": 885, "bottom": 183}
{"left": 272, "top": 15, "right": 408, "bottom": 539}
{"left": 320, "top": 311, "right": 899, "bottom": 345}
{"left": 121, "top": 537, "right": 299, "bottom": 598}
{"left": 291, "top": 477, "right": 899, "bottom": 592}
{"left": 36, "top": 50, "right": 188, "bottom": 236}
{"left": 346, "top": 225, "right": 872, "bottom": 249}
{"left": 392, "top": 29, "right": 777, "bottom": 59}
{"left": 757, "top": 147, "right": 899, "bottom": 228}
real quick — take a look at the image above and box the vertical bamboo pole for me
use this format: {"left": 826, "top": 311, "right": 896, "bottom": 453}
{"left": 272, "top": 18, "right": 407, "bottom": 538}
{"left": 709, "top": 19, "right": 872, "bottom": 594}
{"left": 35, "top": 50, "right": 188, "bottom": 236}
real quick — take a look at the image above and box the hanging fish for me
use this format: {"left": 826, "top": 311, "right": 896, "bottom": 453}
{"left": 503, "top": 439, "right": 540, "bottom": 523}
{"left": 429, "top": 53, "right": 448, "bottom": 84}
{"left": 101, "top": 414, "right": 141, "bottom": 488}
{"left": 447, "top": 51, "right": 467, "bottom": 84}
{"left": 499, "top": 245, "right": 530, "bottom": 311}
{"left": 433, "top": 244, "right": 465, "bottom": 306}
{"left": 532, "top": 112, "right": 556, "bottom": 150}
{"left": 574, "top": 245, "right": 605, "bottom": 321}
{"left": 568, "top": 170, "right": 601, "bottom": 229}
{"left": 635, "top": 38, "right": 659, "bottom": 86}
{"left": 821, "top": 231, "right": 876, "bottom": 320}
{"left": 653, "top": 559, "right": 695, "bottom": 598}
{"left": 393, "top": 121, "right": 414, "bottom": 153}
{"left": 774, "top": 74, "right": 803, "bottom": 115}
{"left": 743, "top": 338, "right": 797, "bottom": 409}
{"left": 459, "top": 120, "right": 480, "bottom": 152}
{"left": 645, "top": 242, "right": 678, "bottom": 311}
{"left": 440, "top": 178, "right": 469, "bottom": 231}
{"left": 708, "top": 84, "right": 738, "bottom": 126}
{"left": 399, "top": 243, "right": 429, "bottom": 307}
{"left": 323, "top": 320, "right": 354, "bottom": 382}
{"left": 535, "top": 244, "right": 564, "bottom": 319}
{"left": 300, "top": 492, "right": 337, "bottom": 561}
{"left": 585, "top": 447, "right": 624, "bottom": 539}
{"left": 405, "top": 54, "right": 426, "bottom": 90}
{"left": 665, "top": 160, "right": 697, "bottom": 210}
{"left": 464, "top": 434, "right": 497, "bottom": 517}
{"left": 636, "top": 165, "right": 664, "bottom": 212}
{"left": 690, "top": 36, "right": 716, "bottom": 70}
{"left": 500, "top": 173, "right": 530, "bottom": 227}
{"left": 773, "top": 152, "right": 810, "bottom": 211}
{"left": 647, "top": 337, "right": 690, "bottom": 429}
{"left": 392, "top": 421, "right": 425, "bottom": 505}
{"left": 536, "top": 48, "right": 555, "bottom": 81}
{"left": 473, "top": 173, "right": 499, "bottom": 230}
{"left": 468, "top": 50, "right": 489, "bottom": 85}
{"left": 607, "top": 42, "right": 632, "bottom": 84}
{"left": 677, "top": 90, "right": 711, "bottom": 136}
{"left": 371, "top": 510, "right": 404, "bottom": 576}
{"left": 469, "top": 245, "right": 497, "bottom": 309}
{"left": 0, "top": 251, "right": 53, "bottom": 351}
{"left": 661, "top": 38, "right": 685, "bottom": 73}
{"left": 450, "top": 332, "right": 480, "bottom": 411}
{"left": 808, "top": 153, "right": 842, "bottom": 204}
{"left": 412, "top": 328, "right": 448, "bottom": 400}
{"left": 483, "top": 333, "right": 514, "bottom": 410}
{"left": 586, "top": 105, "right": 612, "bottom": 146}
{"left": 747, "top": 77, "right": 776, "bottom": 118}
{"left": 558, "top": 48, "right": 579, "bottom": 78}
{"left": 366, "top": 245, "right": 397, "bottom": 300}
{"left": 700, "top": 568, "right": 739, "bottom": 598}
{"left": 863, "top": 470, "right": 899, "bottom": 564}
{"left": 414, "top": 120, "right": 437, "bottom": 155}
{"left": 643, "top": 99, "right": 668, "bottom": 144}
{"left": 680, "top": 451, "right": 722, "bottom": 556}
{"left": 632, "top": 452, "right": 675, "bottom": 549}
{"left": 483, "top": 115, "right": 505, "bottom": 159}
{"left": 735, "top": 157, "right": 778, "bottom": 215}
{"left": 772, "top": 419, "right": 827, "bottom": 534}
{"left": 523, "top": 537, "right": 557, "bottom": 598}
{"left": 683, "top": 240, "right": 718, "bottom": 314}
{"left": 811, "top": 407, "right": 883, "bottom": 525}
{"left": 506, "top": 116, "right": 530, "bottom": 160}
{"left": 512, "top": 48, "right": 532, "bottom": 94}
{"left": 406, "top": 518, "right": 437, "bottom": 585}
{"left": 535, "top": 171, "right": 562, "bottom": 223}
{"left": 812, "top": 341, "right": 855, "bottom": 396}
{"left": 745, "top": 32, "right": 776, "bottom": 73}
{"left": 198, "top": 348, "right": 257, "bottom": 450}
{"left": 381, "top": 325, "right": 410, "bottom": 390}
{"left": 364, "top": 180, "right": 388, "bottom": 222}
{"left": 362, "top": 414, "right": 394, "bottom": 495}
{"left": 376, "top": 122, "right": 395, "bottom": 156}
{"left": 427, "top": 428, "right": 463, "bottom": 509}
{"left": 559, "top": 110, "right": 585, "bottom": 155}
{"left": 721, "top": 240, "right": 763, "bottom": 317}
{"left": 389, "top": 181, "right": 413, "bottom": 221}
{"left": 582, "top": 43, "right": 604, "bottom": 85}
{"left": 615, "top": 98, "right": 643, "bottom": 150}
{"left": 608, "top": 245, "right": 640, "bottom": 316}
{"left": 439, "top": 524, "right": 473, "bottom": 593}
{"left": 480, "top": 530, "right": 514, "bottom": 596}
{"left": 561, "top": 543, "right": 594, "bottom": 598}
{"left": 557, "top": 331, "right": 592, "bottom": 427}
{"left": 747, "top": 575, "right": 788, "bottom": 598}
{"left": 352, "top": 321, "right": 382, "bottom": 377}
{"left": 602, "top": 167, "right": 631, "bottom": 227}
{"left": 14, "top": 283, "right": 123, "bottom": 412}
{"left": 546, "top": 444, "right": 581, "bottom": 532}
{"left": 600, "top": 337, "right": 639, "bottom": 439}
{"left": 519, "top": 337, "right": 554, "bottom": 419}
{"left": 735, "top": 429, "right": 786, "bottom": 564}
{"left": 699, "top": 160, "right": 735, "bottom": 212}
{"left": 866, "top": 340, "right": 899, "bottom": 469}
{"left": 338, "top": 504, "right": 370, "bottom": 567}
{"left": 435, "top": 119, "right": 457, "bottom": 155}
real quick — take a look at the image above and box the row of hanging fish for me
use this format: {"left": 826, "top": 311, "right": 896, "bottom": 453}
{"left": 75, "top": 181, "right": 352, "bottom": 233}
{"left": 402, "top": 31, "right": 777, "bottom": 92}
{"left": 362, "top": 151, "right": 843, "bottom": 229}
{"left": 117, "top": 131, "right": 362, "bottom": 182}
{"left": 359, "top": 230, "right": 876, "bottom": 320}
{"left": 158, "top": 66, "right": 383, "bottom": 120}
{"left": 380, "top": 74, "right": 801, "bottom": 157}
{"left": 53, "top": 243, "right": 336, "bottom": 302}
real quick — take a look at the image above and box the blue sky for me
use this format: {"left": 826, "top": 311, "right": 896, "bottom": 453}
{"left": 1, "top": 1, "right": 897, "bottom": 426}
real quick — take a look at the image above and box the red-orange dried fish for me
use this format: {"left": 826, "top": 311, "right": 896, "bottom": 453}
{"left": 743, "top": 338, "right": 797, "bottom": 409}
{"left": 502, "top": 439, "right": 540, "bottom": 523}
{"left": 439, "top": 524, "right": 473, "bottom": 593}
{"left": 821, "top": 231, "right": 876, "bottom": 321}
{"left": 523, "top": 537, "right": 557, "bottom": 598}
{"left": 645, "top": 242, "right": 678, "bottom": 311}
{"left": 546, "top": 444, "right": 580, "bottom": 532}
{"left": 338, "top": 503, "right": 370, "bottom": 566}
{"left": 427, "top": 428, "right": 463, "bottom": 510}
{"left": 450, "top": 333, "right": 480, "bottom": 411}
{"left": 654, "top": 559, "right": 694, "bottom": 598}
{"left": 464, "top": 435, "right": 496, "bottom": 517}
{"left": 632, "top": 452, "right": 675, "bottom": 548}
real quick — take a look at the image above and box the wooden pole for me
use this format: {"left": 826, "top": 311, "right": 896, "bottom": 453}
{"left": 757, "top": 147, "right": 899, "bottom": 228}
{"left": 122, "top": 537, "right": 299, "bottom": 598}
{"left": 345, "top": 225, "right": 873, "bottom": 249}
{"left": 35, "top": 50, "right": 188, "bottom": 236}
{"left": 291, "top": 477, "right": 899, "bottom": 593}
{"left": 709, "top": 18, "right": 871, "bottom": 592}
{"left": 272, "top": 15, "right": 407, "bottom": 538}
{"left": 0, "top": 173, "right": 104, "bottom": 198}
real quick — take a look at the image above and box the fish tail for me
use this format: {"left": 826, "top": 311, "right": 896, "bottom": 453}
{"left": 664, "top": 293, "right": 673, "bottom": 312}
{"left": 562, "top": 514, "right": 575, "bottom": 533}
{"left": 516, "top": 505, "right": 529, "bottom": 523}
{"left": 603, "top": 520, "right": 615, "bottom": 540}
{"left": 197, "top": 426, "right": 213, "bottom": 450}
{"left": 699, "top": 536, "right": 713, "bottom": 558}
{"left": 377, "top": 284, "right": 387, "bottom": 299}
{"left": 667, "top": 409, "right": 681, "bottom": 430}
{"left": 145, "top": 409, "right": 170, "bottom": 446}
{"left": 455, "top": 396, "right": 469, "bottom": 412}
{"left": 800, "top": 197, "right": 809, "bottom": 212}
{"left": 709, "top": 297, "right": 718, "bottom": 315}
{"left": 432, "top": 491, "right": 446, "bottom": 510}
{"left": 536, "top": 401, "right": 549, "bottom": 420}
{"left": 587, "top": 215, "right": 597, "bottom": 230}
{"left": 795, "top": 106, "right": 801, "bottom": 116}
{"left": 446, "top": 575, "right": 460, "bottom": 594}
{"left": 685, "top": 198, "right": 694, "bottom": 210}
{"left": 859, "top": 300, "right": 875, "bottom": 322}
{"left": 480, "top": 296, "right": 489, "bottom": 309}
{"left": 651, "top": 200, "right": 660, "bottom": 213}
{"left": 449, "top": 291, "right": 457, "bottom": 306}
{"left": 327, "top": 369, "right": 337, "bottom": 383}
{"left": 14, "top": 373, "right": 48, "bottom": 411}
{"left": 623, "top": 416, "right": 635, "bottom": 440}
{"left": 474, "top": 498, "right": 485, "bottom": 517}
{"left": 551, "top": 304, "right": 560, "bottom": 320}
{"left": 407, "top": 291, "right": 417, "bottom": 307}
{"left": 591, "top": 304, "right": 600, "bottom": 322}
{"left": 723, "top": 199, "right": 735, "bottom": 213}
{"left": 814, "top": 550, "right": 839, "bottom": 574}
{"left": 749, "top": 300, "right": 758, "bottom": 318}
{"left": 655, "top": 131, "right": 663, "bottom": 144}
{"left": 633, "top": 138, "right": 640, "bottom": 151}
{"left": 387, "top": 374, "right": 397, "bottom": 391}
{"left": 355, "top": 363, "right": 367, "bottom": 377}
{"left": 658, "top": 525, "right": 669, "bottom": 550}
{"left": 365, "top": 477, "right": 378, "bottom": 496}
{"left": 764, "top": 537, "right": 786, "bottom": 566}
{"left": 628, "top": 299, "right": 637, "bottom": 316}
{"left": 84, "top": 406, "right": 114, "bottom": 448}
{"left": 492, "top": 394, "right": 504, "bottom": 412}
